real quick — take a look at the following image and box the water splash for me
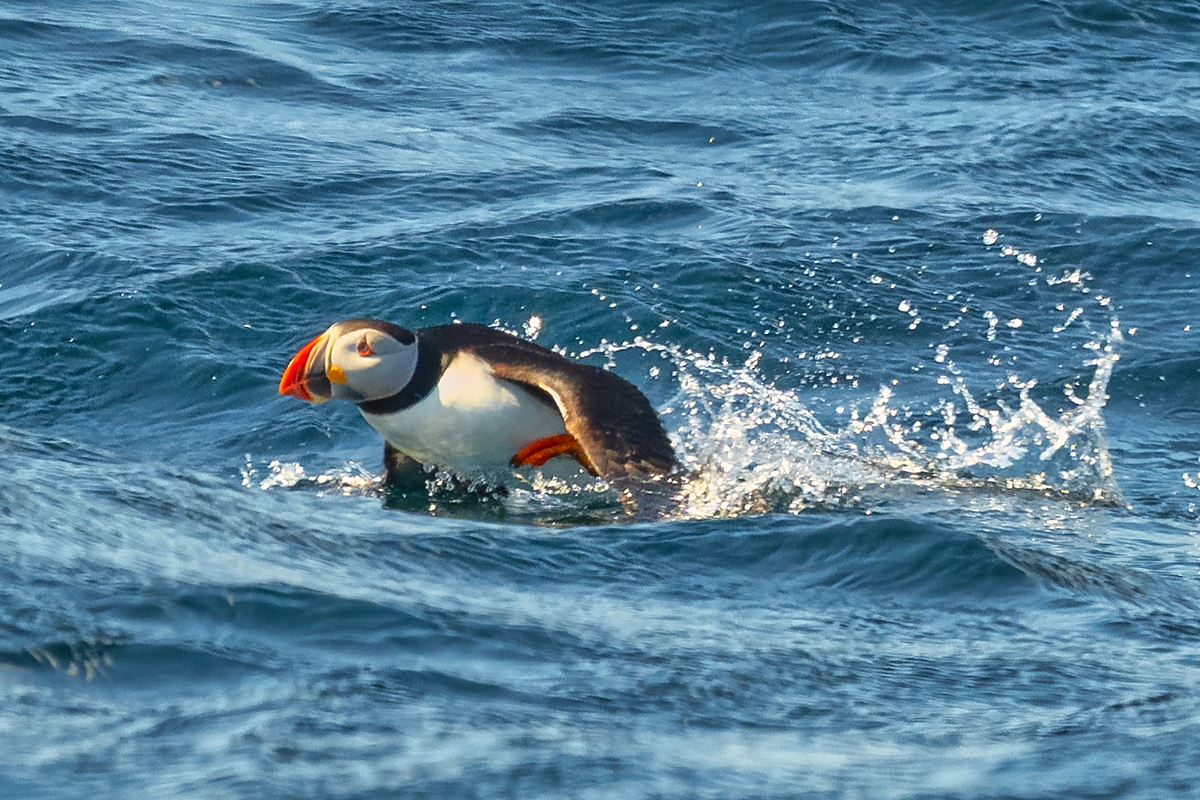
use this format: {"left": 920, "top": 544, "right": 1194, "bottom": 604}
{"left": 644, "top": 227, "right": 1122, "bottom": 515}
{"left": 242, "top": 457, "right": 379, "bottom": 495}
{"left": 242, "top": 454, "right": 623, "bottom": 522}
{"left": 587, "top": 320, "right": 1121, "bottom": 518}
{"left": 642, "top": 344, "right": 868, "bottom": 517}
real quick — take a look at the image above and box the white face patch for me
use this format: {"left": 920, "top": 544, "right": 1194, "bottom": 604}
{"left": 326, "top": 326, "right": 418, "bottom": 402}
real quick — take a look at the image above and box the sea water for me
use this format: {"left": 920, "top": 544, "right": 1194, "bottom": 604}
{"left": 4, "top": 1, "right": 1200, "bottom": 797}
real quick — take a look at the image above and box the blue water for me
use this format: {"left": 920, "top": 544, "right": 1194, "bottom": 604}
{"left": 4, "top": 0, "right": 1200, "bottom": 796}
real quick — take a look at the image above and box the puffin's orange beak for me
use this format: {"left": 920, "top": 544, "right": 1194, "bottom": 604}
{"left": 279, "top": 332, "right": 331, "bottom": 403}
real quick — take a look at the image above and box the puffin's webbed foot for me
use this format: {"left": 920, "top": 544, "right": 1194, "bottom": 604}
{"left": 510, "top": 434, "right": 599, "bottom": 477}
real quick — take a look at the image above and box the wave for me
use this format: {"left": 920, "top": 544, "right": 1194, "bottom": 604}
{"left": 0, "top": 639, "right": 268, "bottom": 686}
{"left": 290, "top": 0, "right": 1200, "bottom": 74}
{"left": 6, "top": 508, "right": 1193, "bottom": 700}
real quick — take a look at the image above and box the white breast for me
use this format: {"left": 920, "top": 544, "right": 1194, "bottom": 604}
{"left": 360, "top": 352, "right": 569, "bottom": 476}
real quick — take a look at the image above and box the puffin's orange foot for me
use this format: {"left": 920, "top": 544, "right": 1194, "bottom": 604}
{"left": 511, "top": 433, "right": 599, "bottom": 477}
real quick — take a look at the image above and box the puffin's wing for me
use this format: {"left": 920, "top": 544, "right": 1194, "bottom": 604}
{"left": 471, "top": 342, "right": 677, "bottom": 480}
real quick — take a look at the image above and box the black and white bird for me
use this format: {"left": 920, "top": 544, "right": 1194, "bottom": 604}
{"left": 279, "top": 319, "right": 676, "bottom": 489}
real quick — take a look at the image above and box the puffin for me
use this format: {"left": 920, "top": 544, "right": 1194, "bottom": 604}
{"left": 278, "top": 319, "right": 676, "bottom": 490}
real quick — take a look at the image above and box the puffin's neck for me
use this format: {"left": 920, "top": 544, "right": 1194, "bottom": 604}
{"left": 357, "top": 336, "right": 444, "bottom": 415}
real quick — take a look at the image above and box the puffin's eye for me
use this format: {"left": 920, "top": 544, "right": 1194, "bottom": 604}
{"left": 356, "top": 336, "right": 374, "bottom": 357}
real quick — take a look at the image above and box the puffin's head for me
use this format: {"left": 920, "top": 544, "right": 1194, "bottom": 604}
{"left": 279, "top": 318, "right": 418, "bottom": 405}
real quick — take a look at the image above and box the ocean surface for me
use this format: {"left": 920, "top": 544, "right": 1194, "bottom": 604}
{"left": 3, "top": 0, "right": 1200, "bottom": 797}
